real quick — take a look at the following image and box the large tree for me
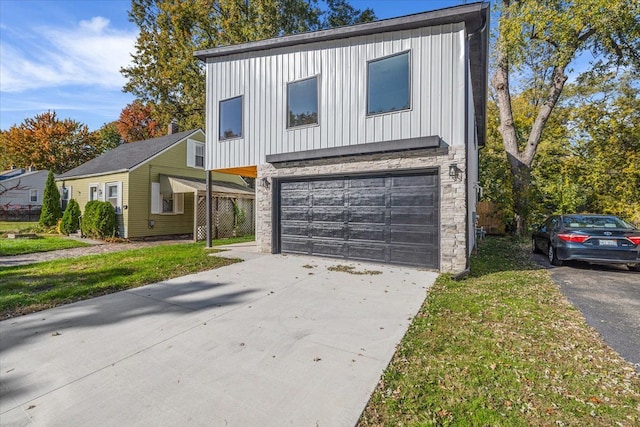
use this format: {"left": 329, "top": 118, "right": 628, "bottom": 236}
{"left": 0, "top": 111, "right": 101, "bottom": 174}
{"left": 121, "top": 0, "right": 375, "bottom": 131}
{"left": 491, "top": 0, "right": 640, "bottom": 232}
{"left": 117, "top": 101, "right": 163, "bottom": 142}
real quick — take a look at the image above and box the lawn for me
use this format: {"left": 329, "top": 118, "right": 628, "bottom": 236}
{"left": 0, "top": 221, "right": 38, "bottom": 234}
{"left": 358, "top": 237, "right": 640, "bottom": 426}
{"left": 0, "top": 242, "right": 240, "bottom": 319}
{"left": 0, "top": 235, "right": 91, "bottom": 256}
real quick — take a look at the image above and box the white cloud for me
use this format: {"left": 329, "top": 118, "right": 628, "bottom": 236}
{"left": 0, "top": 17, "right": 137, "bottom": 93}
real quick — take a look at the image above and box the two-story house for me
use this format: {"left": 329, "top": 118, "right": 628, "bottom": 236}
{"left": 195, "top": 2, "right": 489, "bottom": 272}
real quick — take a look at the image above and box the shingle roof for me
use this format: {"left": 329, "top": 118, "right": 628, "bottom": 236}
{"left": 58, "top": 129, "right": 202, "bottom": 179}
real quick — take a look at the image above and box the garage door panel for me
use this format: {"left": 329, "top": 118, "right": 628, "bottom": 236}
{"left": 349, "top": 177, "right": 386, "bottom": 188}
{"left": 348, "top": 225, "right": 386, "bottom": 242}
{"left": 390, "top": 209, "right": 436, "bottom": 225}
{"left": 281, "top": 193, "right": 309, "bottom": 206}
{"left": 349, "top": 193, "right": 386, "bottom": 207}
{"left": 309, "top": 223, "right": 345, "bottom": 238}
{"left": 312, "top": 192, "right": 345, "bottom": 206}
{"left": 311, "top": 241, "right": 345, "bottom": 257}
{"left": 348, "top": 210, "right": 386, "bottom": 224}
{"left": 311, "top": 209, "right": 346, "bottom": 222}
{"left": 389, "top": 246, "right": 437, "bottom": 266}
{"left": 392, "top": 175, "right": 436, "bottom": 188}
{"left": 391, "top": 192, "right": 435, "bottom": 207}
{"left": 311, "top": 180, "right": 345, "bottom": 190}
{"left": 278, "top": 171, "right": 439, "bottom": 269}
{"left": 346, "top": 244, "right": 387, "bottom": 263}
{"left": 281, "top": 238, "right": 311, "bottom": 254}
{"left": 281, "top": 181, "right": 310, "bottom": 191}
{"left": 281, "top": 208, "right": 308, "bottom": 221}
{"left": 281, "top": 222, "right": 308, "bottom": 237}
{"left": 390, "top": 228, "right": 437, "bottom": 244}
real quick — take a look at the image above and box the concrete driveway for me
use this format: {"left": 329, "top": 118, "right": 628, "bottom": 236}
{"left": 0, "top": 244, "right": 437, "bottom": 426}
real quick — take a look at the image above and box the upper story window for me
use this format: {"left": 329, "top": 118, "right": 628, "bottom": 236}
{"left": 367, "top": 51, "right": 411, "bottom": 115}
{"left": 219, "top": 96, "right": 243, "bottom": 141}
{"left": 187, "top": 139, "right": 205, "bottom": 169}
{"left": 287, "top": 76, "right": 319, "bottom": 128}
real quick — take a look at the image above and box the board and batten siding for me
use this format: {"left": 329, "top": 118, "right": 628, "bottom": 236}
{"left": 205, "top": 23, "right": 466, "bottom": 170}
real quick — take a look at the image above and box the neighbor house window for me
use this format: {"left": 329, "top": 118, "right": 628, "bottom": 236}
{"left": 287, "top": 76, "right": 319, "bottom": 128}
{"left": 89, "top": 184, "right": 98, "bottom": 201}
{"left": 219, "top": 96, "right": 243, "bottom": 140}
{"left": 187, "top": 139, "right": 205, "bottom": 169}
{"left": 367, "top": 51, "right": 411, "bottom": 115}
{"left": 29, "top": 189, "right": 37, "bottom": 202}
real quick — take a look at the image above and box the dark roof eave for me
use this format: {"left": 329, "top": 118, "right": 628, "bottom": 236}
{"left": 194, "top": 3, "right": 487, "bottom": 60}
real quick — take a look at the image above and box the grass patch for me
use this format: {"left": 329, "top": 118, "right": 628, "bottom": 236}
{"left": 0, "top": 243, "right": 239, "bottom": 319}
{"left": 359, "top": 237, "right": 640, "bottom": 426}
{"left": 0, "top": 221, "right": 39, "bottom": 234}
{"left": 0, "top": 235, "right": 91, "bottom": 256}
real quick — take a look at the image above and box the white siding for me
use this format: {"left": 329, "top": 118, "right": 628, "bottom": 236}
{"left": 206, "top": 23, "right": 466, "bottom": 170}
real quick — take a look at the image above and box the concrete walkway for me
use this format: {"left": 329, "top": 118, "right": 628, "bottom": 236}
{"left": 0, "top": 244, "right": 437, "bottom": 426}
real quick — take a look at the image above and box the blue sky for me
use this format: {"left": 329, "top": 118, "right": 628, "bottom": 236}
{"left": 0, "top": 0, "right": 468, "bottom": 131}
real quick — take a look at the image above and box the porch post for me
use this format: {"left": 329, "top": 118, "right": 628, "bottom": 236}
{"left": 206, "top": 170, "right": 212, "bottom": 248}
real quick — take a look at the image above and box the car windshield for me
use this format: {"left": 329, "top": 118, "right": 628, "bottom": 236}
{"left": 562, "top": 215, "right": 633, "bottom": 229}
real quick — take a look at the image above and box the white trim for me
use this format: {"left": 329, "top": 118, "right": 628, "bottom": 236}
{"left": 151, "top": 182, "right": 161, "bottom": 214}
{"left": 105, "top": 181, "right": 122, "bottom": 214}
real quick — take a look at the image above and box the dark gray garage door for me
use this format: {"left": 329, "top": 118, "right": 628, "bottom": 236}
{"left": 277, "top": 171, "right": 439, "bottom": 268}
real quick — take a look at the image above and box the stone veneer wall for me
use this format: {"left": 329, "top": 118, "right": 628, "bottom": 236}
{"left": 255, "top": 146, "right": 468, "bottom": 273}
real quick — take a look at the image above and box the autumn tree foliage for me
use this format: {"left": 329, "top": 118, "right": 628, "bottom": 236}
{"left": 121, "top": 0, "right": 375, "bottom": 132}
{"left": 116, "top": 101, "right": 162, "bottom": 143}
{"left": 491, "top": 0, "right": 640, "bottom": 233}
{"left": 0, "top": 111, "right": 103, "bottom": 174}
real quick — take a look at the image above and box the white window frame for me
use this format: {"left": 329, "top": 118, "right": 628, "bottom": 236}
{"left": 89, "top": 183, "right": 99, "bottom": 201}
{"left": 186, "top": 139, "right": 205, "bottom": 169}
{"left": 105, "top": 182, "right": 122, "bottom": 214}
{"left": 150, "top": 182, "right": 183, "bottom": 215}
{"left": 29, "top": 189, "right": 38, "bottom": 203}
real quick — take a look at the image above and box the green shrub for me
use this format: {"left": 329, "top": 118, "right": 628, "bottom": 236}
{"left": 39, "top": 171, "right": 61, "bottom": 227}
{"left": 82, "top": 201, "right": 116, "bottom": 238}
{"left": 60, "top": 199, "right": 81, "bottom": 235}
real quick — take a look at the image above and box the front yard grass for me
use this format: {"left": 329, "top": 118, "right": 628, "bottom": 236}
{"left": 0, "top": 243, "right": 239, "bottom": 319}
{"left": 0, "top": 221, "right": 38, "bottom": 234}
{"left": 359, "top": 237, "right": 640, "bottom": 426}
{"left": 0, "top": 235, "right": 91, "bottom": 256}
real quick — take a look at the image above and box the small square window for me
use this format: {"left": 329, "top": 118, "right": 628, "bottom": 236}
{"left": 367, "top": 51, "right": 411, "bottom": 115}
{"left": 287, "top": 76, "right": 318, "bottom": 128}
{"left": 219, "top": 96, "right": 243, "bottom": 140}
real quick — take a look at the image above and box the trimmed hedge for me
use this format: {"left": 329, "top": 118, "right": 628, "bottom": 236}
{"left": 60, "top": 199, "right": 81, "bottom": 235}
{"left": 81, "top": 201, "right": 117, "bottom": 238}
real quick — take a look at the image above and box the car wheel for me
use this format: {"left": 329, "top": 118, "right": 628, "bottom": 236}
{"left": 628, "top": 264, "right": 640, "bottom": 272}
{"left": 532, "top": 238, "right": 541, "bottom": 254}
{"left": 548, "top": 243, "right": 563, "bottom": 266}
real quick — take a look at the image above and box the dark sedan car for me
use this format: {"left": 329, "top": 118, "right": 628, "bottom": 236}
{"left": 532, "top": 214, "right": 640, "bottom": 271}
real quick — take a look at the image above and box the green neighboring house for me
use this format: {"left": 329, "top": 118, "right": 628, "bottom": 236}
{"left": 57, "top": 128, "right": 254, "bottom": 239}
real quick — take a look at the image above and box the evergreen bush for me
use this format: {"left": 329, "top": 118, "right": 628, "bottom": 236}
{"left": 82, "top": 201, "right": 117, "bottom": 238}
{"left": 39, "top": 170, "right": 61, "bottom": 227}
{"left": 60, "top": 199, "right": 81, "bottom": 235}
